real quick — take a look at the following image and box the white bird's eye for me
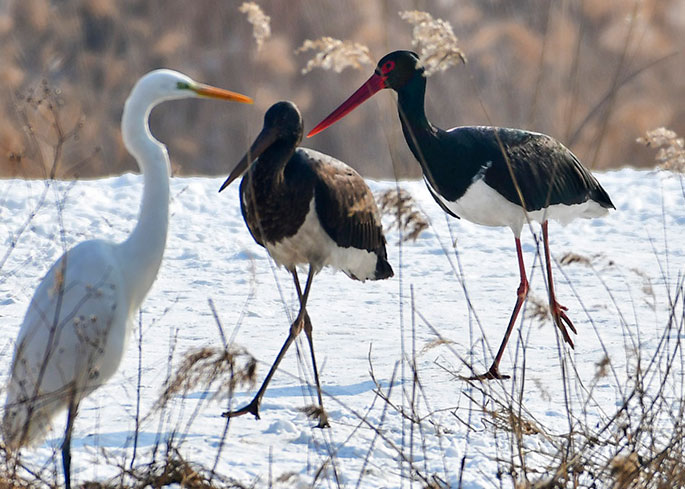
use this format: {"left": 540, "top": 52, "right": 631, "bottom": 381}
{"left": 176, "top": 81, "right": 191, "bottom": 90}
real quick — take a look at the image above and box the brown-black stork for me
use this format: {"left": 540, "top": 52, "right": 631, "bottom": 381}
{"left": 219, "top": 101, "right": 393, "bottom": 426}
{"left": 308, "top": 50, "right": 614, "bottom": 380}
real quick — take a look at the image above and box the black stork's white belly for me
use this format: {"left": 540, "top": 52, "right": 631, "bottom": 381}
{"left": 249, "top": 193, "right": 384, "bottom": 281}
{"left": 426, "top": 176, "right": 612, "bottom": 237}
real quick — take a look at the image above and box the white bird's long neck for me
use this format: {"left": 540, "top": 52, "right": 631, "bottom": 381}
{"left": 119, "top": 96, "right": 171, "bottom": 313}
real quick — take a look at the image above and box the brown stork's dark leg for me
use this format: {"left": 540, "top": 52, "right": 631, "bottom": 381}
{"left": 294, "top": 267, "right": 329, "bottom": 428}
{"left": 542, "top": 221, "right": 577, "bottom": 347}
{"left": 222, "top": 269, "right": 311, "bottom": 420}
{"left": 468, "top": 237, "right": 529, "bottom": 380}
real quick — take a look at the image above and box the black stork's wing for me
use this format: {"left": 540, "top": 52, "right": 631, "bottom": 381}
{"left": 301, "top": 148, "right": 387, "bottom": 253}
{"left": 450, "top": 127, "right": 614, "bottom": 212}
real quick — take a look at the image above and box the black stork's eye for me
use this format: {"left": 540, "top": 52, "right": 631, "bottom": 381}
{"left": 381, "top": 60, "right": 396, "bottom": 75}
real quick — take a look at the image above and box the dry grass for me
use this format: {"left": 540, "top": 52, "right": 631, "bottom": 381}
{"left": 156, "top": 346, "right": 256, "bottom": 410}
{"left": 239, "top": 1, "right": 271, "bottom": 52}
{"left": 377, "top": 188, "right": 429, "bottom": 242}
{"left": 296, "top": 37, "right": 372, "bottom": 74}
{"left": 120, "top": 446, "right": 250, "bottom": 489}
{"left": 559, "top": 251, "right": 593, "bottom": 266}
{"left": 637, "top": 127, "right": 685, "bottom": 173}
{"left": 42, "top": 444, "right": 251, "bottom": 489}
{"left": 4, "top": 81, "right": 98, "bottom": 180}
{"left": 526, "top": 295, "right": 550, "bottom": 322}
{"left": 399, "top": 10, "right": 467, "bottom": 76}
{"left": 0, "top": 469, "right": 36, "bottom": 489}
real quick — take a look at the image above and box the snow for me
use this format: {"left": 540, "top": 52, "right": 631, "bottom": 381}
{"left": 0, "top": 168, "right": 683, "bottom": 487}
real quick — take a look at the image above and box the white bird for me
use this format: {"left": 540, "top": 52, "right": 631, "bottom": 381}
{"left": 2, "top": 70, "right": 252, "bottom": 489}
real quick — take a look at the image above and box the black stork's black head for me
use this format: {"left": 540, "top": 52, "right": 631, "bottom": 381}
{"left": 307, "top": 50, "right": 423, "bottom": 138}
{"left": 376, "top": 50, "right": 423, "bottom": 90}
{"left": 219, "top": 101, "right": 303, "bottom": 192}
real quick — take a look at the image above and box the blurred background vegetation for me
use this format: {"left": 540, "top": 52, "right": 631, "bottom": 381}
{"left": 0, "top": 0, "right": 682, "bottom": 179}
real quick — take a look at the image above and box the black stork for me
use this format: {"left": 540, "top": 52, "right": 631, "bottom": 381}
{"left": 219, "top": 101, "right": 393, "bottom": 426}
{"left": 308, "top": 50, "right": 614, "bottom": 380}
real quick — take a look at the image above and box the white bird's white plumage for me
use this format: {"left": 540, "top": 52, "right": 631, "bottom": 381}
{"left": 3, "top": 240, "right": 128, "bottom": 446}
{"left": 1, "top": 69, "right": 250, "bottom": 453}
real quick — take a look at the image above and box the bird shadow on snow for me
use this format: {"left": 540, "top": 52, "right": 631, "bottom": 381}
{"left": 41, "top": 379, "right": 397, "bottom": 452}
{"left": 184, "top": 379, "right": 393, "bottom": 400}
{"left": 53, "top": 430, "right": 203, "bottom": 450}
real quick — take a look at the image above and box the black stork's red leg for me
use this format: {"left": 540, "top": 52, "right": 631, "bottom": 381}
{"left": 469, "top": 237, "right": 529, "bottom": 380}
{"left": 542, "top": 221, "right": 577, "bottom": 347}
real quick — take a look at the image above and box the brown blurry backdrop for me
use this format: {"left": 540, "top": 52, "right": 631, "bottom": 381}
{"left": 0, "top": 0, "right": 683, "bottom": 179}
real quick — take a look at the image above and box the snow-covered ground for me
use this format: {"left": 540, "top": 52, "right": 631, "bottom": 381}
{"left": 0, "top": 168, "right": 683, "bottom": 488}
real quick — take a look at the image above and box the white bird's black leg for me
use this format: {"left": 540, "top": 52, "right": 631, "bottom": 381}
{"left": 62, "top": 395, "right": 79, "bottom": 489}
{"left": 542, "top": 221, "right": 577, "bottom": 347}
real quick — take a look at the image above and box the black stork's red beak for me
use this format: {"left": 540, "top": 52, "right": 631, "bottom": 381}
{"left": 307, "top": 72, "right": 387, "bottom": 138}
{"left": 219, "top": 126, "right": 278, "bottom": 192}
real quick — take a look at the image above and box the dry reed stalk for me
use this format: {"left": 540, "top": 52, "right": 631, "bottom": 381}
{"left": 399, "top": 10, "right": 467, "bottom": 76}
{"left": 559, "top": 252, "right": 592, "bottom": 266}
{"left": 637, "top": 127, "right": 685, "bottom": 172}
{"left": 297, "top": 37, "right": 372, "bottom": 74}
{"left": 156, "top": 346, "right": 256, "bottom": 410}
{"left": 239, "top": 2, "right": 270, "bottom": 51}
{"left": 377, "top": 188, "right": 429, "bottom": 242}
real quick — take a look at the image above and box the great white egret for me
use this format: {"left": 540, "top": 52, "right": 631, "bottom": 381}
{"left": 2, "top": 69, "right": 252, "bottom": 488}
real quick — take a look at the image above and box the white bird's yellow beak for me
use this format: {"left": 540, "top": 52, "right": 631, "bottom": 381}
{"left": 192, "top": 83, "right": 253, "bottom": 104}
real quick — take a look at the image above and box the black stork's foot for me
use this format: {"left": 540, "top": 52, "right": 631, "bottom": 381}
{"left": 550, "top": 301, "right": 577, "bottom": 348}
{"left": 301, "top": 405, "right": 330, "bottom": 428}
{"left": 462, "top": 365, "right": 511, "bottom": 381}
{"left": 222, "top": 397, "right": 261, "bottom": 420}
